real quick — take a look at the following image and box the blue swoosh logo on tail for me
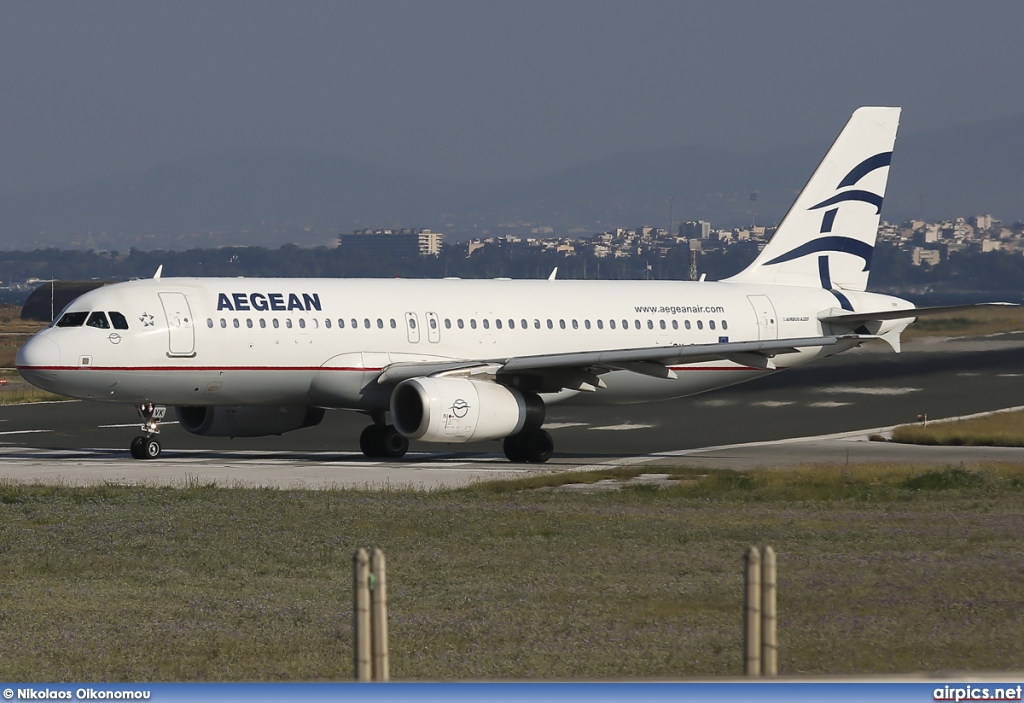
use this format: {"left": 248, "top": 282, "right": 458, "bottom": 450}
{"left": 764, "top": 236, "right": 874, "bottom": 271}
{"left": 809, "top": 190, "right": 884, "bottom": 214}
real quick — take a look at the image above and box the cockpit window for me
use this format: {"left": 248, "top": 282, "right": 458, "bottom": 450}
{"left": 86, "top": 311, "right": 110, "bottom": 329}
{"left": 109, "top": 312, "right": 129, "bottom": 330}
{"left": 56, "top": 311, "right": 88, "bottom": 327}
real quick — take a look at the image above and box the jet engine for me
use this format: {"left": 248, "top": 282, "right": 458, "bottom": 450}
{"left": 390, "top": 377, "right": 544, "bottom": 443}
{"left": 176, "top": 406, "right": 325, "bottom": 437}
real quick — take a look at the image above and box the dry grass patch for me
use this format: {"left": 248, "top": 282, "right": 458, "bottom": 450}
{"left": 1, "top": 465, "right": 1022, "bottom": 682}
{"left": 892, "top": 409, "right": 1024, "bottom": 447}
{"left": 903, "top": 305, "right": 1024, "bottom": 340}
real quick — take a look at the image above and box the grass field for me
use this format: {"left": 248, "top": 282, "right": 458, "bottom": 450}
{"left": 1, "top": 464, "right": 1022, "bottom": 681}
{"left": 902, "top": 305, "right": 1024, "bottom": 340}
{"left": 892, "top": 409, "right": 1024, "bottom": 447}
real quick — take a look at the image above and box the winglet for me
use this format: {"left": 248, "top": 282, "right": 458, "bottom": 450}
{"left": 153, "top": 265, "right": 163, "bottom": 280}
{"left": 548, "top": 267, "right": 558, "bottom": 281}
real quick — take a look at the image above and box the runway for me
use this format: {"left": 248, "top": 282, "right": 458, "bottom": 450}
{"left": 3, "top": 335, "right": 1024, "bottom": 488}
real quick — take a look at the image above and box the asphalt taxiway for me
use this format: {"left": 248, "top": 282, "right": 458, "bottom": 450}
{"left": 2, "top": 335, "right": 1024, "bottom": 488}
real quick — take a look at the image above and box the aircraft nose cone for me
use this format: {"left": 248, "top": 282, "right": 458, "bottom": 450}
{"left": 16, "top": 335, "right": 61, "bottom": 373}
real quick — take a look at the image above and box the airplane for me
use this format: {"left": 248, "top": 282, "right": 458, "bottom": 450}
{"left": 15, "top": 106, "right": 1009, "bottom": 462}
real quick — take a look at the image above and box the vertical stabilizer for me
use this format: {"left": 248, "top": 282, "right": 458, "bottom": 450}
{"left": 726, "top": 107, "right": 901, "bottom": 292}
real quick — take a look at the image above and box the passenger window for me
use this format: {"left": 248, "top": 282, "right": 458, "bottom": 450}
{"left": 299, "top": 319, "right": 306, "bottom": 329}
{"left": 659, "top": 320, "right": 666, "bottom": 330}
{"left": 483, "top": 319, "right": 490, "bottom": 329}
{"left": 407, "top": 318, "right": 415, "bottom": 329}
{"left": 338, "top": 319, "right": 345, "bottom": 328}
{"left": 109, "top": 312, "right": 129, "bottom": 330}
{"left": 391, "top": 319, "right": 396, "bottom": 329}
{"left": 597, "top": 320, "right": 603, "bottom": 330}
{"left": 495, "top": 319, "right": 502, "bottom": 329}
{"left": 86, "top": 312, "right": 110, "bottom": 329}
{"left": 325, "top": 319, "right": 331, "bottom": 329}
{"left": 286, "top": 319, "right": 293, "bottom": 329}
{"left": 685, "top": 320, "right": 691, "bottom": 330}
{"left": 610, "top": 320, "right": 616, "bottom": 330}
{"left": 377, "top": 319, "right": 384, "bottom": 329}
{"left": 558, "top": 320, "right": 565, "bottom": 329}
{"left": 56, "top": 311, "right": 88, "bottom": 327}
{"left": 445, "top": 319, "right": 451, "bottom": 329}
{"left": 647, "top": 320, "right": 654, "bottom": 330}
{"left": 458, "top": 319, "right": 465, "bottom": 329}
{"left": 672, "top": 320, "right": 678, "bottom": 330}
{"left": 312, "top": 319, "right": 319, "bottom": 329}
{"left": 521, "top": 319, "right": 528, "bottom": 329}
{"left": 351, "top": 319, "right": 357, "bottom": 329}
{"left": 622, "top": 319, "right": 628, "bottom": 329}
{"left": 584, "top": 320, "right": 591, "bottom": 330}
{"left": 273, "top": 319, "right": 280, "bottom": 329}
{"left": 206, "top": 318, "right": 214, "bottom": 328}
{"left": 722, "top": 320, "right": 729, "bottom": 330}
{"left": 233, "top": 319, "right": 240, "bottom": 328}
{"left": 634, "top": 320, "right": 641, "bottom": 330}
{"left": 547, "top": 320, "right": 553, "bottom": 329}
{"left": 470, "top": 319, "right": 477, "bottom": 329}
{"left": 697, "top": 320, "right": 704, "bottom": 330}
{"left": 533, "top": 319, "right": 540, "bottom": 329}
{"left": 430, "top": 318, "right": 437, "bottom": 329}
{"left": 260, "top": 319, "right": 266, "bottom": 329}
{"left": 246, "top": 319, "right": 253, "bottom": 328}
{"left": 572, "top": 320, "right": 578, "bottom": 329}
{"left": 709, "top": 320, "right": 716, "bottom": 330}
{"left": 220, "top": 319, "right": 227, "bottom": 328}
{"left": 364, "top": 319, "right": 371, "bottom": 329}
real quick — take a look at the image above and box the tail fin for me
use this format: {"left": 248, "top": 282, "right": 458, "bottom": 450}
{"left": 726, "top": 106, "right": 901, "bottom": 292}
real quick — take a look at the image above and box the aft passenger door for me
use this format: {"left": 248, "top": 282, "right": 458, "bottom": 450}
{"left": 747, "top": 294, "right": 778, "bottom": 340}
{"left": 159, "top": 292, "right": 196, "bottom": 357}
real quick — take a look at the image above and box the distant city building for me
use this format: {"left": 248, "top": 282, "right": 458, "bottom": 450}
{"left": 337, "top": 228, "right": 443, "bottom": 257}
{"left": 681, "top": 220, "right": 711, "bottom": 239}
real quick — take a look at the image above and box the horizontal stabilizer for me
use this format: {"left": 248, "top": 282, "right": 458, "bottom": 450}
{"left": 820, "top": 302, "right": 1018, "bottom": 325}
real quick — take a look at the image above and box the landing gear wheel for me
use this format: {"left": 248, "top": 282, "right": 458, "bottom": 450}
{"left": 360, "top": 425, "right": 409, "bottom": 459}
{"left": 130, "top": 436, "right": 145, "bottom": 459}
{"left": 523, "top": 429, "right": 553, "bottom": 464}
{"left": 502, "top": 435, "right": 528, "bottom": 463}
{"left": 380, "top": 426, "right": 409, "bottom": 459}
{"left": 503, "top": 430, "right": 553, "bottom": 464}
{"left": 142, "top": 437, "right": 162, "bottom": 460}
{"left": 359, "top": 425, "right": 384, "bottom": 458}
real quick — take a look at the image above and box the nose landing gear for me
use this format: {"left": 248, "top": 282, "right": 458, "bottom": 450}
{"left": 130, "top": 404, "right": 166, "bottom": 460}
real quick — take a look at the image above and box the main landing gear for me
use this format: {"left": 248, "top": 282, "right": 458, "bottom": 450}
{"left": 130, "top": 403, "right": 166, "bottom": 460}
{"left": 359, "top": 423, "right": 409, "bottom": 459}
{"left": 502, "top": 429, "right": 554, "bottom": 464}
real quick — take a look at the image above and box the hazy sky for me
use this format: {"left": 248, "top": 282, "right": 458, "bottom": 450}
{"left": 3, "top": 1, "right": 1023, "bottom": 193}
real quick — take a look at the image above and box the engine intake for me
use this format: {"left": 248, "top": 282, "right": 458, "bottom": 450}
{"left": 176, "top": 406, "right": 325, "bottom": 437}
{"left": 391, "top": 378, "right": 544, "bottom": 443}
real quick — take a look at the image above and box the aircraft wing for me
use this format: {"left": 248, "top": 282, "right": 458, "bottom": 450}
{"left": 378, "top": 335, "right": 846, "bottom": 389}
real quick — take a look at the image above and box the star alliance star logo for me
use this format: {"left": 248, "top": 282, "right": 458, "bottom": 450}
{"left": 139, "top": 312, "right": 155, "bottom": 327}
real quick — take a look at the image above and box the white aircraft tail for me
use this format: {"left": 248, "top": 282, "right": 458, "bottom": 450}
{"left": 726, "top": 106, "right": 901, "bottom": 293}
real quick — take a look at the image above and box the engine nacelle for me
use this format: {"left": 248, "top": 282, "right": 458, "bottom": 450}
{"left": 391, "top": 378, "right": 544, "bottom": 443}
{"left": 176, "top": 406, "right": 325, "bottom": 437}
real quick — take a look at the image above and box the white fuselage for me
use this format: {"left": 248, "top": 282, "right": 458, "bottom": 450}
{"left": 16, "top": 276, "right": 905, "bottom": 411}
